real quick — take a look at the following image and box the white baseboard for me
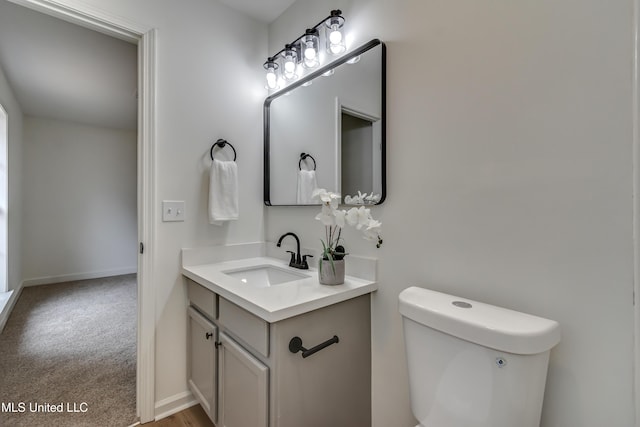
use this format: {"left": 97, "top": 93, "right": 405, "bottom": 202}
{"left": 22, "top": 267, "right": 138, "bottom": 287}
{"left": 154, "top": 390, "right": 197, "bottom": 421}
{"left": 0, "top": 282, "right": 24, "bottom": 333}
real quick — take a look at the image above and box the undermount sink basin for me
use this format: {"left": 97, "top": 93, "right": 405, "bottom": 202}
{"left": 222, "top": 264, "right": 310, "bottom": 288}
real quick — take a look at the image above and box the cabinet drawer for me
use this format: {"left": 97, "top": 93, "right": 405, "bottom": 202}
{"left": 219, "top": 298, "right": 269, "bottom": 357}
{"left": 187, "top": 278, "right": 217, "bottom": 320}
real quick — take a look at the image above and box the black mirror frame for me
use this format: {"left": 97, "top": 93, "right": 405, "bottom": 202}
{"left": 263, "top": 38, "right": 386, "bottom": 206}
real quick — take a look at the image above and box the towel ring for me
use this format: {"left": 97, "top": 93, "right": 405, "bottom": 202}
{"left": 210, "top": 139, "right": 237, "bottom": 161}
{"left": 299, "top": 153, "right": 316, "bottom": 171}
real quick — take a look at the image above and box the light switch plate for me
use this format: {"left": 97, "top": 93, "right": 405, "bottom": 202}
{"left": 162, "top": 200, "right": 185, "bottom": 222}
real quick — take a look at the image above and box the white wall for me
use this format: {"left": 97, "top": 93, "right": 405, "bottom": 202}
{"left": 45, "top": 0, "right": 268, "bottom": 410}
{"left": 267, "top": 0, "right": 635, "bottom": 426}
{"left": 21, "top": 116, "right": 137, "bottom": 282}
{"left": 0, "top": 64, "right": 23, "bottom": 293}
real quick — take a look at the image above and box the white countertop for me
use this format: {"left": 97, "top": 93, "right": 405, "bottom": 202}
{"left": 182, "top": 256, "right": 378, "bottom": 323}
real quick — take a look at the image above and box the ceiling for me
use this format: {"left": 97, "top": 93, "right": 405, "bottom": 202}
{"left": 0, "top": 0, "right": 295, "bottom": 131}
{"left": 0, "top": 0, "right": 138, "bottom": 130}
{"left": 217, "top": 0, "right": 297, "bottom": 23}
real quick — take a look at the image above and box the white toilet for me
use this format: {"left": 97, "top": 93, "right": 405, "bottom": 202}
{"left": 398, "top": 286, "right": 560, "bottom": 427}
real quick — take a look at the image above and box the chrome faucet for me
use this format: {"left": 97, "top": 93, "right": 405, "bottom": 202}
{"left": 276, "top": 232, "right": 312, "bottom": 269}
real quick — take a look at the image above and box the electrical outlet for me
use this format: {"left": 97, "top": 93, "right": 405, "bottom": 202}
{"left": 162, "top": 200, "right": 185, "bottom": 222}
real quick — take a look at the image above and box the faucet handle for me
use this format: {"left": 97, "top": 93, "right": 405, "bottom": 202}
{"left": 286, "top": 250, "right": 296, "bottom": 266}
{"left": 301, "top": 254, "right": 313, "bottom": 270}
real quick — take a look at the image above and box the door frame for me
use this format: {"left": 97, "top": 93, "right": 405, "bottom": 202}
{"left": 634, "top": 0, "right": 640, "bottom": 424}
{"left": 0, "top": 102, "right": 6, "bottom": 294}
{"left": 7, "top": 0, "right": 157, "bottom": 422}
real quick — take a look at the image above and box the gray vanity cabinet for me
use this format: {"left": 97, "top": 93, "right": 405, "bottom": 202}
{"left": 218, "top": 332, "right": 269, "bottom": 427}
{"left": 186, "top": 277, "right": 372, "bottom": 427}
{"left": 188, "top": 278, "right": 270, "bottom": 427}
{"left": 187, "top": 306, "right": 217, "bottom": 421}
{"left": 268, "top": 294, "right": 371, "bottom": 427}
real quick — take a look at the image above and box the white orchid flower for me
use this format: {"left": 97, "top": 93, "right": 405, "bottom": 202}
{"left": 313, "top": 188, "right": 339, "bottom": 202}
{"left": 367, "top": 219, "right": 382, "bottom": 230}
{"left": 365, "top": 193, "right": 381, "bottom": 203}
{"left": 353, "top": 206, "right": 372, "bottom": 230}
{"left": 362, "top": 219, "right": 382, "bottom": 240}
{"left": 351, "top": 191, "right": 367, "bottom": 204}
{"left": 319, "top": 190, "right": 341, "bottom": 210}
{"left": 344, "top": 191, "right": 382, "bottom": 205}
{"left": 311, "top": 188, "right": 326, "bottom": 200}
{"left": 315, "top": 204, "right": 336, "bottom": 226}
{"left": 313, "top": 188, "right": 383, "bottom": 257}
{"left": 345, "top": 207, "right": 359, "bottom": 226}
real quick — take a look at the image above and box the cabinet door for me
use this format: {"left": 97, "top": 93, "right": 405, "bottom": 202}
{"left": 188, "top": 306, "right": 217, "bottom": 423}
{"left": 218, "top": 332, "right": 268, "bottom": 427}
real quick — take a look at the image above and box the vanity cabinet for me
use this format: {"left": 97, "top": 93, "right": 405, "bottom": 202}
{"left": 185, "top": 277, "right": 372, "bottom": 427}
{"left": 187, "top": 307, "right": 217, "bottom": 421}
{"left": 218, "top": 332, "right": 269, "bottom": 427}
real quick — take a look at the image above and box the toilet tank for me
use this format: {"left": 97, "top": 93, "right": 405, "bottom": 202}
{"left": 398, "top": 287, "right": 560, "bottom": 427}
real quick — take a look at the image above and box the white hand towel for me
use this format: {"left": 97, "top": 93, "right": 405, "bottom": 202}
{"left": 296, "top": 169, "right": 318, "bottom": 204}
{"left": 209, "top": 159, "right": 239, "bottom": 225}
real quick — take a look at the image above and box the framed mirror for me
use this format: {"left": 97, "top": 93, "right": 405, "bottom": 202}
{"left": 264, "top": 39, "right": 386, "bottom": 206}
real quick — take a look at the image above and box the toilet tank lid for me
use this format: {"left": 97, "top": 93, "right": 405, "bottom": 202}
{"left": 398, "top": 287, "right": 561, "bottom": 355}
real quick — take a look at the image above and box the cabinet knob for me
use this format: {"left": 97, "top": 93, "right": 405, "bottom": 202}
{"left": 205, "top": 332, "right": 213, "bottom": 340}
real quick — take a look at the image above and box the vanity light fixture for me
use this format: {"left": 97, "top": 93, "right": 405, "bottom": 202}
{"left": 263, "top": 9, "right": 346, "bottom": 90}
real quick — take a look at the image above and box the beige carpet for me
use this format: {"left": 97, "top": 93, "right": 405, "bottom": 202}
{"left": 0, "top": 275, "right": 138, "bottom": 427}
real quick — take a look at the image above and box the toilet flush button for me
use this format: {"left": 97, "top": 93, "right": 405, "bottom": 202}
{"left": 452, "top": 301, "right": 472, "bottom": 309}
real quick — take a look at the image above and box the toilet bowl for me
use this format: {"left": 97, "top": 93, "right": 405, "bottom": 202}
{"left": 399, "top": 287, "right": 560, "bottom": 427}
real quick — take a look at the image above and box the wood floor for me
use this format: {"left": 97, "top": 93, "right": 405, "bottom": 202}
{"left": 143, "top": 405, "right": 214, "bottom": 427}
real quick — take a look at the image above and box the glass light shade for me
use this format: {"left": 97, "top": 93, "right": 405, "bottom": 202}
{"left": 325, "top": 11, "right": 346, "bottom": 55}
{"left": 263, "top": 59, "right": 279, "bottom": 90}
{"left": 301, "top": 29, "right": 320, "bottom": 69}
{"left": 282, "top": 45, "right": 298, "bottom": 80}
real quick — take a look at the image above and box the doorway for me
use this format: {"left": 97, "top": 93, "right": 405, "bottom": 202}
{"left": 1, "top": 0, "right": 156, "bottom": 422}
{"left": 0, "top": 103, "right": 6, "bottom": 294}
{"left": 335, "top": 101, "right": 382, "bottom": 201}
{"left": 341, "top": 111, "right": 374, "bottom": 197}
